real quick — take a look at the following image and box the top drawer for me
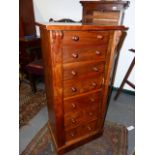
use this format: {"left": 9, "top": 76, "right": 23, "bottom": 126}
{"left": 63, "top": 31, "right": 110, "bottom": 47}
{"left": 63, "top": 45, "right": 107, "bottom": 63}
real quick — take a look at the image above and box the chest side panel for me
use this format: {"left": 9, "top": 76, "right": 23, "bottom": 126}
{"left": 40, "top": 29, "right": 65, "bottom": 147}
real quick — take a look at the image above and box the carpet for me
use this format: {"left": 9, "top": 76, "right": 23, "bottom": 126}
{"left": 19, "top": 82, "right": 46, "bottom": 128}
{"left": 21, "top": 121, "right": 128, "bottom": 155}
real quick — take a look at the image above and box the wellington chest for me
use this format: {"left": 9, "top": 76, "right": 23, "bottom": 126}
{"left": 80, "top": 0, "right": 129, "bottom": 25}
{"left": 37, "top": 22, "right": 127, "bottom": 155}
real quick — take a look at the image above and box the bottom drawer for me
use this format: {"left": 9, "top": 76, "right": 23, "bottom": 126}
{"left": 65, "top": 119, "right": 98, "bottom": 142}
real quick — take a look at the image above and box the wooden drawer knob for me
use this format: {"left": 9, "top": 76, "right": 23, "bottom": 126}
{"left": 71, "top": 87, "right": 77, "bottom": 92}
{"left": 90, "top": 98, "right": 95, "bottom": 102}
{"left": 72, "top": 35, "right": 79, "bottom": 41}
{"left": 71, "top": 118, "right": 76, "bottom": 124}
{"left": 92, "top": 82, "right": 97, "bottom": 87}
{"left": 72, "top": 103, "right": 76, "bottom": 109}
{"left": 96, "top": 51, "right": 101, "bottom": 55}
{"left": 89, "top": 112, "right": 93, "bottom": 116}
{"left": 87, "top": 126, "right": 92, "bottom": 131}
{"left": 92, "top": 67, "right": 98, "bottom": 72}
{"left": 71, "top": 70, "right": 77, "bottom": 76}
{"left": 72, "top": 53, "right": 79, "bottom": 58}
{"left": 70, "top": 132, "right": 75, "bottom": 137}
{"left": 97, "top": 35, "right": 103, "bottom": 40}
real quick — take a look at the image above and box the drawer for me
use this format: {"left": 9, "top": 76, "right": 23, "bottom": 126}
{"left": 65, "top": 119, "right": 98, "bottom": 142}
{"left": 84, "top": 4, "right": 125, "bottom": 14}
{"left": 64, "top": 110, "right": 84, "bottom": 130}
{"left": 64, "top": 90, "right": 101, "bottom": 114}
{"left": 63, "top": 46, "right": 107, "bottom": 63}
{"left": 63, "top": 61, "right": 105, "bottom": 81}
{"left": 63, "top": 31, "right": 110, "bottom": 47}
{"left": 64, "top": 104, "right": 99, "bottom": 130}
{"left": 63, "top": 75, "right": 104, "bottom": 98}
{"left": 84, "top": 106, "right": 99, "bottom": 122}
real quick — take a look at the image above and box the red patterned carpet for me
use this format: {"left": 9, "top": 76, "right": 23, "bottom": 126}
{"left": 21, "top": 121, "right": 128, "bottom": 155}
{"left": 19, "top": 83, "right": 46, "bottom": 128}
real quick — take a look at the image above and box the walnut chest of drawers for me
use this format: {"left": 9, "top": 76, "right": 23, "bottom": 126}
{"left": 37, "top": 22, "right": 127, "bottom": 155}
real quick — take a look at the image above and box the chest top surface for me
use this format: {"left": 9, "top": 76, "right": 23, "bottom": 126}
{"left": 36, "top": 22, "right": 127, "bottom": 31}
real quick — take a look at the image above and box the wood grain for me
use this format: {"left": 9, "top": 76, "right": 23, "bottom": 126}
{"left": 38, "top": 22, "right": 127, "bottom": 154}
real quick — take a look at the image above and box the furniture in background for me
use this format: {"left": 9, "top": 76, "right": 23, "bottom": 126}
{"left": 80, "top": 0, "right": 129, "bottom": 25}
{"left": 26, "top": 59, "right": 44, "bottom": 92}
{"left": 114, "top": 49, "right": 135, "bottom": 100}
{"left": 49, "top": 18, "right": 82, "bottom": 23}
{"left": 19, "top": 0, "right": 36, "bottom": 36}
{"left": 19, "top": 37, "right": 41, "bottom": 73}
{"left": 80, "top": 0, "right": 129, "bottom": 105}
{"left": 19, "top": 0, "right": 41, "bottom": 73}
{"left": 37, "top": 22, "right": 127, "bottom": 155}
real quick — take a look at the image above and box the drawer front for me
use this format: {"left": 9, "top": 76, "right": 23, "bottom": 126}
{"left": 64, "top": 106, "right": 98, "bottom": 130}
{"left": 63, "top": 61, "right": 105, "bottom": 81}
{"left": 65, "top": 120, "right": 98, "bottom": 142}
{"left": 63, "top": 46, "right": 107, "bottom": 63}
{"left": 63, "top": 31, "right": 110, "bottom": 47}
{"left": 84, "top": 106, "right": 99, "bottom": 122}
{"left": 63, "top": 75, "right": 104, "bottom": 98}
{"left": 64, "top": 110, "right": 84, "bottom": 130}
{"left": 84, "top": 4, "right": 125, "bottom": 13}
{"left": 64, "top": 91, "right": 101, "bottom": 114}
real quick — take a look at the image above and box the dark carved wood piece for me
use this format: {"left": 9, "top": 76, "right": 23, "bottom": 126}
{"left": 49, "top": 18, "right": 82, "bottom": 23}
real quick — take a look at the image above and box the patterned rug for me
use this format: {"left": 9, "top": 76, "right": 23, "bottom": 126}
{"left": 21, "top": 121, "right": 128, "bottom": 155}
{"left": 19, "top": 82, "right": 46, "bottom": 128}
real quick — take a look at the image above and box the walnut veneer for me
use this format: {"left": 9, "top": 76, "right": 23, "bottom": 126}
{"left": 37, "top": 22, "right": 127, "bottom": 155}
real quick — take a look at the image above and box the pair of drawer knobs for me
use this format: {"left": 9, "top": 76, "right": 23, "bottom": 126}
{"left": 71, "top": 67, "right": 99, "bottom": 76}
{"left": 72, "top": 35, "right": 104, "bottom": 41}
{"left": 72, "top": 51, "right": 101, "bottom": 59}
{"left": 71, "top": 82, "right": 97, "bottom": 92}
{"left": 70, "top": 126, "right": 92, "bottom": 137}
{"left": 71, "top": 98, "right": 95, "bottom": 109}
{"left": 71, "top": 112, "right": 94, "bottom": 124}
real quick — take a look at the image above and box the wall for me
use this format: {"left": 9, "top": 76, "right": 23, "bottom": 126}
{"left": 114, "top": 0, "right": 135, "bottom": 91}
{"left": 33, "top": 0, "right": 135, "bottom": 91}
{"left": 33, "top": 0, "right": 82, "bottom": 22}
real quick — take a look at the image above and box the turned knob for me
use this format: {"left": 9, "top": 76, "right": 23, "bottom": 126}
{"left": 71, "top": 70, "right": 77, "bottom": 76}
{"left": 72, "top": 53, "right": 79, "bottom": 58}
{"left": 87, "top": 126, "right": 92, "bottom": 131}
{"left": 90, "top": 98, "right": 95, "bottom": 102}
{"left": 72, "top": 103, "right": 76, "bottom": 108}
{"left": 72, "top": 35, "right": 79, "bottom": 41}
{"left": 96, "top": 51, "right": 101, "bottom": 55}
{"left": 71, "top": 118, "right": 76, "bottom": 124}
{"left": 93, "top": 67, "right": 98, "bottom": 72}
{"left": 89, "top": 112, "right": 93, "bottom": 116}
{"left": 71, "top": 87, "right": 77, "bottom": 92}
{"left": 70, "top": 132, "right": 75, "bottom": 137}
{"left": 97, "top": 35, "right": 103, "bottom": 40}
{"left": 92, "top": 82, "right": 97, "bottom": 87}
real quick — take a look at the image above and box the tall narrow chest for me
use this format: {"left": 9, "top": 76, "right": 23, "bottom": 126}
{"left": 37, "top": 23, "right": 127, "bottom": 155}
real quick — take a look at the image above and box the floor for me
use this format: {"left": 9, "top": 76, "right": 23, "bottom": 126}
{"left": 19, "top": 83, "right": 135, "bottom": 155}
